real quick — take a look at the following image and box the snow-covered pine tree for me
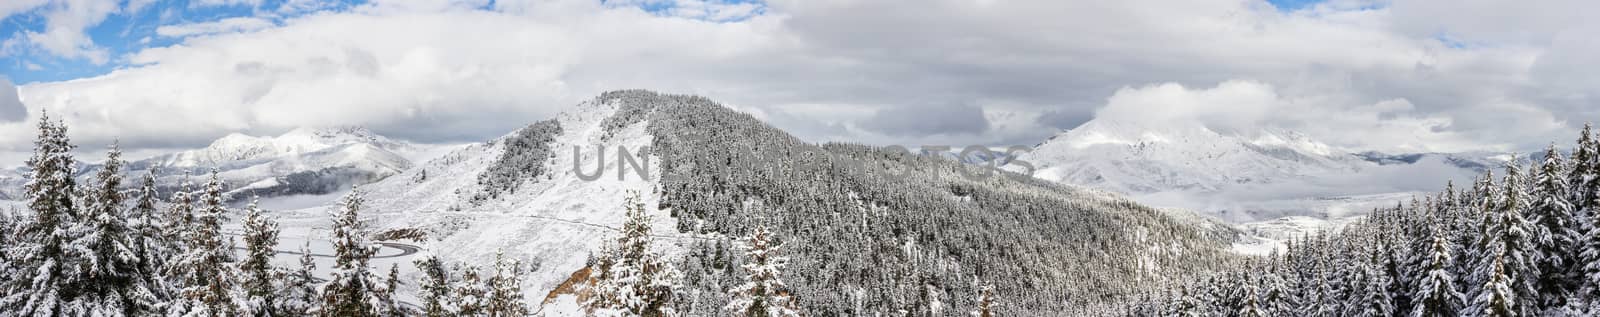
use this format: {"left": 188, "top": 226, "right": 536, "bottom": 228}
{"left": 487, "top": 251, "right": 528, "bottom": 317}
{"left": 1484, "top": 164, "right": 1539, "bottom": 316}
{"left": 0, "top": 206, "right": 11, "bottom": 280}
{"left": 0, "top": 112, "right": 80, "bottom": 316}
{"left": 279, "top": 242, "right": 321, "bottom": 315}
{"left": 725, "top": 225, "right": 800, "bottom": 317}
{"left": 1352, "top": 255, "right": 1395, "bottom": 317}
{"left": 1470, "top": 253, "right": 1518, "bottom": 317}
{"left": 1580, "top": 200, "right": 1600, "bottom": 309}
{"left": 1258, "top": 273, "right": 1297, "bottom": 316}
{"left": 240, "top": 198, "right": 281, "bottom": 316}
{"left": 1411, "top": 229, "right": 1465, "bottom": 317}
{"left": 1529, "top": 144, "right": 1581, "bottom": 308}
{"left": 1468, "top": 171, "right": 1500, "bottom": 286}
{"left": 1569, "top": 123, "right": 1599, "bottom": 215}
{"left": 970, "top": 280, "right": 997, "bottom": 317}
{"left": 128, "top": 170, "right": 172, "bottom": 302}
{"left": 169, "top": 169, "right": 247, "bottom": 316}
{"left": 1167, "top": 286, "right": 1201, "bottom": 317}
{"left": 414, "top": 255, "right": 452, "bottom": 317}
{"left": 586, "top": 193, "right": 683, "bottom": 316}
{"left": 1237, "top": 284, "right": 1265, "bottom": 317}
{"left": 70, "top": 142, "right": 162, "bottom": 316}
{"left": 160, "top": 174, "right": 197, "bottom": 287}
{"left": 378, "top": 264, "right": 404, "bottom": 317}
{"left": 317, "top": 189, "right": 384, "bottom": 317}
{"left": 453, "top": 265, "right": 488, "bottom": 316}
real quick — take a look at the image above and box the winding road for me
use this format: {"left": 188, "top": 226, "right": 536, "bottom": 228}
{"left": 223, "top": 230, "right": 423, "bottom": 259}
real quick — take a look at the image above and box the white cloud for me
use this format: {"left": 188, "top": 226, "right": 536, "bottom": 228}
{"left": 0, "top": 0, "right": 49, "bottom": 21}
{"left": 2, "top": 0, "right": 1595, "bottom": 155}
{"left": 0, "top": 77, "right": 24, "bottom": 122}
{"left": 17, "top": 0, "right": 120, "bottom": 64}
{"left": 155, "top": 17, "right": 276, "bottom": 37}
{"left": 1091, "top": 80, "right": 1517, "bottom": 153}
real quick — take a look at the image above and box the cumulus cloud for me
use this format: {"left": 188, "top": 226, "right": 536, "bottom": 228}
{"left": 18, "top": 0, "right": 121, "bottom": 64}
{"left": 0, "top": 0, "right": 1595, "bottom": 156}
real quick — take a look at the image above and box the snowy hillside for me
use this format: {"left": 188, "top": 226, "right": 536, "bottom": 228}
{"left": 294, "top": 90, "right": 1242, "bottom": 315}
{"left": 344, "top": 95, "right": 678, "bottom": 315}
{"left": 1012, "top": 118, "right": 1502, "bottom": 224}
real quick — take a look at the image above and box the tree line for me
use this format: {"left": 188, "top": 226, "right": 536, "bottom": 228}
{"left": 1125, "top": 124, "right": 1600, "bottom": 317}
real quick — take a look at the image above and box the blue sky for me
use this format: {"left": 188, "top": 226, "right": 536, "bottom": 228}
{"left": 0, "top": 0, "right": 764, "bottom": 84}
{"left": 1265, "top": 0, "right": 1325, "bottom": 11}
{"left": 0, "top": 0, "right": 368, "bottom": 84}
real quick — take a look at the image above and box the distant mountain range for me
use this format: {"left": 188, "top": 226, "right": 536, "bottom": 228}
{"left": 1010, "top": 118, "right": 1520, "bottom": 223}
{"left": 0, "top": 127, "right": 433, "bottom": 204}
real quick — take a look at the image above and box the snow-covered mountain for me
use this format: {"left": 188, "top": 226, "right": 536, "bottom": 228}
{"left": 139, "top": 127, "right": 413, "bottom": 168}
{"left": 79, "top": 127, "right": 430, "bottom": 203}
{"left": 1020, "top": 120, "right": 1363, "bottom": 194}
{"left": 1012, "top": 119, "right": 1508, "bottom": 223}
{"left": 296, "top": 90, "right": 1238, "bottom": 315}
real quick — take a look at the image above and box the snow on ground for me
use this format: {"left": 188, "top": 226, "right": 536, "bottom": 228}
{"left": 349, "top": 98, "right": 692, "bottom": 313}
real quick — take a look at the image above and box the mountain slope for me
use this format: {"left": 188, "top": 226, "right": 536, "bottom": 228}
{"left": 355, "top": 90, "right": 1238, "bottom": 315}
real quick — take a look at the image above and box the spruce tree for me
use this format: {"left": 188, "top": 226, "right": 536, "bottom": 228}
{"left": 586, "top": 193, "right": 683, "bottom": 316}
{"left": 1352, "top": 260, "right": 1395, "bottom": 317}
{"left": 378, "top": 264, "right": 404, "bottom": 317}
{"left": 1580, "top": 199, "right": 1600, "bottom": 307}
{"left": 1258, "top": 273, "right": 1296, "bottom": 316}
{"left": 279, "top": 242, "right": 321, "bottom": 315}
{"left": 1167, "top": 286, "right": 1201, "bottom": 317}
{"left": 1470, "top": 254, "right": 1518, "bottom": 317}
{"left": 1570, "top": 123, "right": 1599, "bottom": 214}
{"left": 160, "top": 175, "right": 197, "bottom": 287}
{"left": 1237, "top": 284, "right": 1265, "bottom": 317}
{"left": 454, "top": 265, "right": 488, "bottom": 316}
{"left": 240, "top": 198, "right": 281, "bottom": 316}
{"left": 1487, "top": 165, "right": 1539, "bottom": 316}
{"left": 414, "top": 255, "right": 452, "bottom": 317}
{"left": 1411, "top": 232, "right": 1464, "bottom": 317}
{"left": 170, "top": 169, "right": 246, "bottom": 316}
{"left": 129, "top": 170, "right": 171, "bottom": 302}
{"left": 0, "top": 208, "right": 11, "bottom": 279}
{"left": 725, "top": 225, "right": 800, "bottom": 317}
{"left": 1, "top": 113, "right": 81, "bottom": 315}
{"left": 71, "top": 142, "right": 162, "bottom": 315}
{"left": 487, "top": 251, "right": 528, "bottom": 317}
{"left": 1529, "top": 144, "right": 1580, "bottom": 307}
{"left": 317, "top": 189, "right": 384, "bottom": 317}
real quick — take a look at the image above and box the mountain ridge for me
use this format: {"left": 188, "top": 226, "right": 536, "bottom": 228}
{"left": 333, "top": 90, "right": 1239, "bottom": 314}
